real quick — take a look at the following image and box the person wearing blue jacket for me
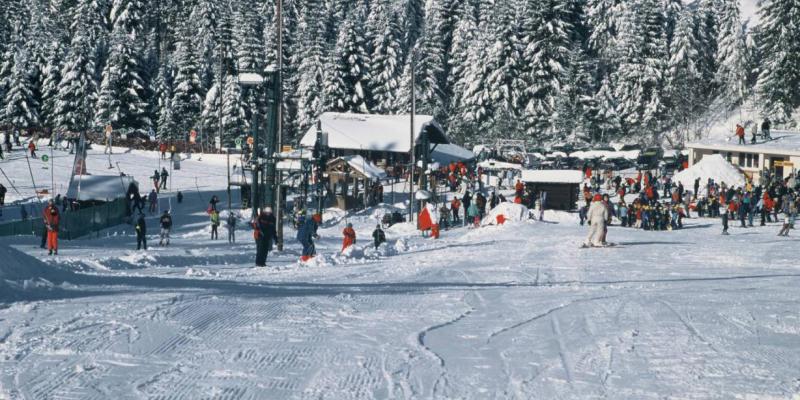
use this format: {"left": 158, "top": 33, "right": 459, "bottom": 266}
{"left": 297, "top": 213, "right": 321, "bottom": 261}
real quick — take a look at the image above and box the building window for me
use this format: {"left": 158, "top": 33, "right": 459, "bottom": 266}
{"left": 738, "top": 153, "right": 745, "bottom": 167}
{"left": 726, "top": 152, "right": 732, "bottom": 162}
{"left": 746, "top": 153, "right": 753, "bottom": 168}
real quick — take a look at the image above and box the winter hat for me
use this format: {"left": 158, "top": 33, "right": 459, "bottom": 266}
{"left": 264, "top": 207, "right": 273, "bottom": 214}
{"left": 593, "top": 194, "right": 602, "bottom": 202}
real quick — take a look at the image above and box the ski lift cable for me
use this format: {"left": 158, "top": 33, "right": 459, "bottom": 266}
{"left": 0, "top": 166, "right": 25, "bottom": 197}
{"left": 24, "top": 152, "right": 44, "bottom": 204}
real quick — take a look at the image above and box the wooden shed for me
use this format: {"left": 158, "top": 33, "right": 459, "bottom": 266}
{"left": 520, "top": 170, "right": 584, "bottom": 211}
{"left": 326, "top": 155, "right": 387, "bottom": 210}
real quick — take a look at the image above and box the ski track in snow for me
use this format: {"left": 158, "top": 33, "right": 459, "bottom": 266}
{"left": 3, "top": 147, "right": 800, "bottom": 398}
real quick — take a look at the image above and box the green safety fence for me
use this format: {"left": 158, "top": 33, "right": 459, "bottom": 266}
{"left": 0, "top": 198, "right": 129, "bottom": 240}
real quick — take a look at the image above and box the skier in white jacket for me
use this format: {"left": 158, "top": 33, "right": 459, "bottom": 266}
{"left": 585, "top": 194, "right": 609, "bottom": 247}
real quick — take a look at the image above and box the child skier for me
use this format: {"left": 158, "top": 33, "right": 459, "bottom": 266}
{"left": 342, "top": 223, "right": 356, "bottom": 252}
{"left": 159, "top": 210, "right": 172, "bottom": 246}
{"left": 372, "top": 224, "right": 386, "bottom": 249}
{"left": 135, "top": 213, "right": 147, "bottom": 250}
{"left": 210, "top": 210, "right": 220, "bottom": 240}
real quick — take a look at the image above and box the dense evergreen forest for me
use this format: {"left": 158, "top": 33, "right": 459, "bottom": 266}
{"left": 0, "top": 0, "right": 796, "bottom": 147}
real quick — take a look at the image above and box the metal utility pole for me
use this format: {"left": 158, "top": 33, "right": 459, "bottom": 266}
{"left": 218, "top": 40, "right": 229, "bottom": 210}
{"left": 251, "top": 106, "right": 259, "bottom": 221}
{"left": 409, "top": 49, "right": 416, "bottom": 222}
{"left": 276, "top": 0, "right": 285, "bottom": 250}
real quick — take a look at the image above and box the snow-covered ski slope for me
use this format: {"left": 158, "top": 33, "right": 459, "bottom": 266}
{"left": 2, "top": 148, "right": 800, "bottom": 399}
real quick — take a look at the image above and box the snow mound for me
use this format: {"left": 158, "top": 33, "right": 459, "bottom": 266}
{"left": 674, "top": 154, "right": 746, "bottom": 196}
{"left": 482, "top": 203, "right": 529, "bottom": 226}
{"left": 0, "top": 245, "right": 75, "bottom": 302}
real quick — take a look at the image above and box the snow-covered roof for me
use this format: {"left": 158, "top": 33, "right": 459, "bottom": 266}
{"left": 299, "top": 112, "right": 448, "bottom": 153}
{"left": 66, "top": 175, "right": 137, "bottom": 201}
{"left": 569, "top": 150, "right": 640, "bottom": 160}
{"left": 687, "top": 131, "right": 800, "bottom": 157}
{"left": 674, "top": 154, "right": 746, "bottom": 194}
{"left": 276, "top": 149, "right": 312, "bottom": 171}
{"left": 478, "top": 159, "right": 523, "bottom": 171}
{"left": 521, "top": 169, "right": 584, "bottom": 184}
{"left": 431, "top": 143, "right": 475, "bottom": 164}
{"left": 334, "top": 155, "right": 387, "bottom": 180}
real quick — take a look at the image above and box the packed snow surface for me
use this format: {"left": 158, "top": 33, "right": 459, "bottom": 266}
{"left": 674, "top": 154, "right": 746, "bottom": 195}
{"left": 2, "top": 146, "right": 800, "bottom": 399}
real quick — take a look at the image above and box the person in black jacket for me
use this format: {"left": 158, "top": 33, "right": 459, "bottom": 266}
{"left": 461, "top": 190, "right": 471, "bottom": 226}
{"left": 372, "top": 224, "right": 386, "bottom": 249}
{"left": 135, "top": 213, "right": 147, "bottom": 250}
{"left": 159, "top": 210, "right": 172, "bottom": 246}
{"left": 254, "top": 208, "right": 278, "bottom": 267}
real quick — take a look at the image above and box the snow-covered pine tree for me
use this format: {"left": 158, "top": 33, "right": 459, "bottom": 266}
{"left": 448, "top": 0, "right": 478, "bottom": 113}
{"left": 662, "top": 0, "right": 683, "bottom": 49}
{"left": 157, "top": 97, "right": 177, "bottom": 142}
{"left": 586, "top": 0, "right": 622, "bottom": 77}
{"left": 235, "top": 0, "right": 264, "bottom": 73}
{"left": 403, "top": 0, "right": 426, "bottom": 52}
{"left": 170, "top": 26, "right": 204, "bottom": 136}
{"left": 40, "top": 41, "right": 65, "bottom": 129}
{"left": 368, "top": 2, "right": 404, "bottom": 114}
{"left": 220, "top": 74, "right": 247, "bottom": 146}
{"left": 715, "top": 0, "right": 748, "bottom": 109}
{"left": 396, "top": 0, "right": 446, "bottom": 116}
{"left": 323, "top": 2, "right": 371, "bottom": 113}
{"left": 520, "top": 0, "right": 573, "bottom": 138}
{"left": 153, "top": 60, "right": 175, "bottom": 141}
{"left": 755, "top": 0, "right": 800, "bottom": 120}
{"left": 553, "top": 48, "right": 598, "bottom": 142}
{"left": 53, "top": 33, "right": 97, "bottom": 133}
{"left": 2, "top": 45, "right": 40, "bottom": 129}
{"left": 666, "top": 7, "right": 703, "bottom": 129}
{"left": 295, "top": 0, "right": 327, "bottom": 130}
{"left": 613, "top": 0, "right": 668, "bottom": 135}
{"left": 94, "top": 0, "right": 150, "bottom": 134}
{"left": 694, "top": 0, "right": 719, "bottom": 102}
{"left": 190, "top": 0, "right": 218, "bottom": 90}
{"left": 592, "top": 76, "right": 622, "bottom": 141}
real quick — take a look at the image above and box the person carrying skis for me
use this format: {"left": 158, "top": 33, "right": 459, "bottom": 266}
{"left": 226, "top": 211, "right": 238, "bottom": 243}
{"left": 44, "top": 200, "right": 60, "bottom": 255}
{"left": 28, "top": 140, "right": 37, "bottom": 158}
{"left": 160, "top": 167, "right": 168, "bottom": 190}
{"left": 148, "top": 189, "right": 158, "bottom": 213}
{"left": 372, "top": 224, "right": 386, "bottom": 249}
{"left": 135, "top": 213, "right": 147, "bottom": 250}
{"left": 762, "top": 118, "right": 771, "bottom": 140}
{"left": 151, "top": 170, "right": 160, "bottom": 193}
{"left": 584, "top": 194, "right": 608, "bottom": 247}
{"left": 254, "top": 208, "right": 278, "bottom": 266}
{"left": 210, "top": 209, "right": 220, "bottom": 240}
{"left": 297, "top": 213, "right": 320, "bottom": 262}
{"left": 342, "top": 222, "right": 356, "bottom": 252}
{"left": 159, "top": 210, "right": 172, "bottom": 246}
